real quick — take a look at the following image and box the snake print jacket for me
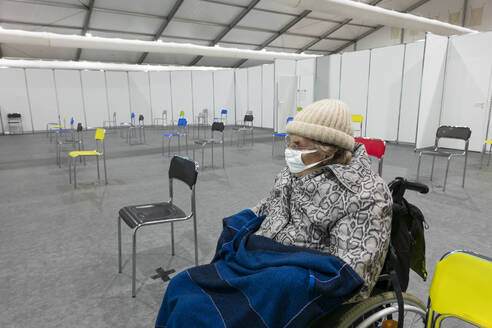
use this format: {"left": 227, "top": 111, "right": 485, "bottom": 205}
{"left": 252, "top": 143, "right": 392, "bottom": 300}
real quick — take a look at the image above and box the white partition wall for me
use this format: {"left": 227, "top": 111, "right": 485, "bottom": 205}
{"left": 398, "top": 41, "right": 424, "bottom": 143}
{"left": 0, "top": 68, "right": 33, "bottom": 132}
{"left": 366, "top": 45, "right": 405, "bottom": 141}
{"left": 340, "top": 50, "right": 370, "bottom": 136}
{"left": 213, "top": 70, "right": 235, "bottom": 125}
{"left": 262, "top": 64, "right": 274, "bottom": 129}
{"left": 105, "top": 71, "right": 131, "bottom": 124}
{"left": 274, "top": 59, "right": 296, "bottom": 132}
{"left": 54, "top": 70, "right": 86, "bottom": 128}
{"left": 247, "top": 66, "right": 262, "bottom": 127}
{"left": 416, "top": 33, "right": 449, "bottom": 149}
{"left": 128, "top": 71, "right": 152, "bottom": 125}
{"left": 296, "top": 59, "right": 315, "bottom": 109}
{"left": 25, "top": 69, "right": 60, "bottom": 131}
{"left": 149, "top": 71, "right": 172, "bottom": 123}
{"left": 171, "top": 71, "right": 193, "bottom": 122}
{"left": 192, "top": 71, "right": 214, "bottom": 122}
{"left": 440, "top": 32, "right": 492, "bottom": 152}
{"left": 277, "top": 76, "right": 297, "bottom": 133}
{"left": 80, "top": 70, "right": 110, "bottom": 128}
{"left": 315, "top": 55, "right": 341, "bottom": 101}
{"left": 235, "top": 68, "right": 248, "bottom": 123}
{"left": 328, "top": 55, "right": 342, "bottom": 99}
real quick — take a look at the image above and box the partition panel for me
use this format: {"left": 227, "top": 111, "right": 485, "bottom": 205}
{"left": 235, "top": 68, "right": 248, "bottom": 123}
{"left": 213, "top": 70, "right": 235, "bottom": 125}
{"left": 128, "top": 72, "right": 152, "bottom": 125}
{"left": 106, "top": 71, "right": 131, "bottom": 123}
{"left": 80, "top": 70, "right": 110, "bottom": 128}
{"left": 149, "top": 71, "right": 172, "bottom": 122}
{"left": 315, "top": 56, "right": 330, "bottom": 101}
{"left": 277, "top": 76, "right": 297, "bottom": 133}
{"left": 398, "top": 41, "right": 424, "bottom": 143}
{"left": 54, "top": 70, "right": 86, "bottom": 128}
{"left": 25, "top": 69, "right": 60, "bottom": 131}
{"left": 274, "top": 59, "right": 296, "bottom": 131}
{"left": 340, "top": 50, "right": 370, "bottom": 136}
{"left": 247, "top": 66, "right": 262, "bottom": 127}
{"left": 416, "top": 33, "right": 448, "bottom": 149}
{"left": 0, "top": 68, "right": 33, "bottom": 132}
{"left": 171, "top": 71, "right": 193, "bottom": 122}
{"left": 328, "top": 54, "right": 341, "bottom": 99}
{"left": 191, "top": 71, "right": 214, "bottom": 122}
{"left": 296, "top": 59, "right": 315, "bottom": 108}
{"left": 262, "top": 64, "right": 274, "bottom": 129}
{"left": 440, "top": 32, "right": 492, "bottom": 152}
{"left": 366, "top": 45, "right": 405, "bottom": 141}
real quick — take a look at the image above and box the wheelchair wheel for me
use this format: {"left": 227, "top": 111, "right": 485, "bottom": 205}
{"left": 312, "top": 292, "right": 427, "bottom": 328}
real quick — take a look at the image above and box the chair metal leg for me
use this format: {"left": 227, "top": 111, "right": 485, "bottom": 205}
{"left": 103, "top": 155, "right": 108, "bottom": 185}
{"left": 481, "top": 143, "right": 486, "bottom": 169}
{"left": 168, "top": 137, "right": 171, "bottom": 157}
{"left": 489, "top": 144, "right": 492, "bottom": 166}
{"left": 96, "top": 156, "right": 100, "bottom": 183}
{"left": 170, "top": 222, "right": 175, "bottom": 256}
{"left": 68, "top": 157, "right": 72, "bottom": 184}
{"left": 222, "top": 141, "right": 225, "bottom": 168}
{"left": 162, "top": 136, "right": 164, "bottom": 156}
{"left": 443, "top": 156, "right": 451, "bottom": 192}
{"left": 430, "top": 156, "right": 436, "bottom": 181}
{"left": 462, "top": 151, "right": 468, "bottom": 188}
{"left": 211, "top": 142, "right": 214, "bottom": 168}
{"left": 118, "top": 216, "right": 122, "bottom": 273}
{"left": 185, "top": 133, "right": 188, "bottom": 155}
{"left": 272, "top": 135, "right": 275, "bottom": 157}
{"left": 193, "top": 214, "right": 198, "bottom": 267}
{"left": 378, "top": 158, "right": 383, "bottom": 177}
{"left": 132, "top": 228, "right": 137, "bottom": 298}
{"left": 178, "top": 136, "right": 181, "bottom": 154}
{"left": 201, "top": 145, "right": 204, "bottom": 168}
{"left": 416, "top": 152, "right": 422, "bottom": 182}
{"left": 74, "top": 159, "right": 77, "bottom": 189}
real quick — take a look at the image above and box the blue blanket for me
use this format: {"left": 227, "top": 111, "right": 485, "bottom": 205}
{"left": 155, "top": 210, "right": 364, "bottom": 328}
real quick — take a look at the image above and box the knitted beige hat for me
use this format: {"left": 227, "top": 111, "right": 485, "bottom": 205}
{"left": 286, "top": 99, "right": 354, "bottom": 150}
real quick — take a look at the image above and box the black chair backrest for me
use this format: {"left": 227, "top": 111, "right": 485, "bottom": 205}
{"left": 139, "top": 114, "right": 144, "bottom": 122}
{"left": 211, "top": 122, "right": 225, "bottom": 132}
{"left": 436, "top": 126, "right": 471, "bottom": 141}
{"left": 169, "top": 156, "right": 198, "bottom": 189}
{"left": 77, "top": 123, "right": 83, "bottom": 132}
{"left": 244, "top": 114, "right": 253, "bottom": 122}
{"left": 7, "top": 113, "right": 21, "bottom": 118}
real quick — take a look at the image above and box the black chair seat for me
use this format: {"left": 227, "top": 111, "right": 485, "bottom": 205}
{"left": 194, "top": 138, "right": 221, "bottom": 145}
{"left": 119, "top": 202, "right": 187, "bottom": 229}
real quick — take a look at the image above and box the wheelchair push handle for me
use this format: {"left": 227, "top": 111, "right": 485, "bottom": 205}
{"left": 404, "top": 180, "right": 429, "bottom": 194}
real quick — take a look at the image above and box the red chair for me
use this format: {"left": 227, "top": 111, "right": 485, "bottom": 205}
{"left": 355, "top": 137, "right": 386, "bottom": 176}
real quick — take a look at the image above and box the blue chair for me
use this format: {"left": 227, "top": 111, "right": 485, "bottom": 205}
{"left": 214, "top": 109, "right": 228, "bottom": 123}
{"left": 272, "top": 117, "right": 294, "bottom": 156}
{"left": 162, "top": 118, "right": 188, "bottom": 157}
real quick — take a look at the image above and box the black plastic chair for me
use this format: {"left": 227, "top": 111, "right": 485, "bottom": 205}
{"left": 117, "top": 156, "right": 199, "bottom": 297}
{"left": 193, "top": 122, "right": 225, "bottom": 169}
{"left": 416, "top": 125, "right": 471, "bottom": 192}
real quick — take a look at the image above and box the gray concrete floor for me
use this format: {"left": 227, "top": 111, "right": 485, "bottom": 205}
{"left": 0, "top": 126, "right": 491, "bottom": 327}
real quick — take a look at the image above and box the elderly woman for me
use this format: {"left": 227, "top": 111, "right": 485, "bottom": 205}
{"left": 253, "top": 99, "right": 392, "bottom": 300}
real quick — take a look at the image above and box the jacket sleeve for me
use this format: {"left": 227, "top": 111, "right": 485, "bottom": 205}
{"left": 251, "top": 168, "right": 289, "bottom": 216}
{"left": 328, "top": 192, "right": 392, "bottom": 298}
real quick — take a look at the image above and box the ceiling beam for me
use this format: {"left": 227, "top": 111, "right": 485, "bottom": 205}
{"left": 234, "top": 9, "right": 311, "bottom": 67}
{"left": 137, "top": 0, "right": 184, "bottom": 64}
{"left": 75, "top": 0, "right": 94, "bottom": 61}
{"left": 332, "top": 0, "right": 431, "bottom": 54}
{"left": 188, "top": 0, "right": 260, "bottom": 66}
{"left": 296, "top": 0, "right": 383, "bottom": 54}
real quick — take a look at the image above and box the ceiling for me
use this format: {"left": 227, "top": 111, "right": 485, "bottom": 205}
{"left": 0, "top": 0, "right": 431, "bottom": 68}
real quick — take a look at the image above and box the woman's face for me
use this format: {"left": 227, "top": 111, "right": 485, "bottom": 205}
{"left": 288, "top": 135, "right": 326, "bottom": 165}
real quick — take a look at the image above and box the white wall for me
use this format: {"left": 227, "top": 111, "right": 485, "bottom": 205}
{"left": 54, "top": 70, "right": 86, "bottom": 129}
{"left": 80, "top": 70, "right": 110, "bottom": 128}
{"left": 262, "top": 64, "right": 274, "bottom": 129}
{"left": 128, "top": 71, "right": 152, "bottom": 125}
{"left": 0, "top": 68, "right": 33, "bottom": 132}
{"left": 25, "top": 69, "right": 60, "bottom": 131}
{"left": 247, "top": 66, "right": 262, "bottom": 127}
{"left": 106, "top": 71, "right": 132, "bottom": 124}
{"left": 191, "top": 71, "right": 214, "bottom": 122}
{"left": 235, "top": 68, "right": 248, "bottom": 124}
{"left": 296, "top": 58, "right": 315, "bottom": 108}
{"left": 170, "top": 71, "right": 193, "bottom": 123}
{"left": 149, "top": 71, "right": 172, "bottom": 122}
{"left": 213, "top": 70, "right": 235, "bottom": 125}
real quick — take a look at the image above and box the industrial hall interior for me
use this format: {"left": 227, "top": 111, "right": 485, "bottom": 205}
{"left": 1, "top": 0, "right": 492, "bottom": 327}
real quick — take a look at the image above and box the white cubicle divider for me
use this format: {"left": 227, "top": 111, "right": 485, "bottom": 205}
{"left": 0, "top": 68, "right": 34, "bottom": 132}
{"left": 171, "top": 71, "right": 193, "bottom": 122}
{"left": 128, "top": 71, "right": 152, "bottom": 126}
{"left": 366, "top": 44, "right": 405, "bottom": 141}
{"left": 296, "top": 58, "right": 315, "bottom": 109}
{"left": 416, "top": 33, "right": 449, "bottom": 150}
{"left": 277, "top": 76, "right": 297, "bottom": 133}
{"left": 247, "top": 66, "right": 262, "bottom": 127}
{"left": 25, "top": 69, "right": 60, "bottom": 131}
{"left": 81, "top": 70, "right": 110, "bottom": 128}
{"left": 262, "top": 64, "right": 274, "bottom": 129}
{"left": 149, "top": 71, "right": 172, "bottom": 123}
{"left": 314, "top": 55, "right": 341, "bottom": 101}
{"left": 398, "top": 41, "right": 424, "bottom": 144}
{"left": 213, "top": 70, "right": 235, "bottom": 126}
{"left": 105, "top": 71, "right": 132, "bottom": 124}
{"left": 340, "top": 50, "right": 370, "bottom": 136}
{"left": 192, "top": 71, "right": 214, "bottom": 123}
{"left": 54, "top": 70, "right": 86, "bottom": 129}
{"left": 440, "top": 31, "right": 492, "bottom": 152}
{"left": 235, "top": 68, "right": 248, "bottom": 124}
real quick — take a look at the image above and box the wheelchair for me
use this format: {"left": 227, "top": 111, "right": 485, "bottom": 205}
{"left": 313, "top": 178, "right": 430, "bottom": 328}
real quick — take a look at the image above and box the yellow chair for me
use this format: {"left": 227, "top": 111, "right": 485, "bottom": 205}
{"left": 426, "top": 250, "right": 492, "bottom": 328}
{"left": 68, "top": 128, "right": 107, "bottom": 189}
{"left": 480, "top": 140, "right": 492, "bottom": 168}
{"left": 352, "top": 115, "right": 363, "bottom": 137}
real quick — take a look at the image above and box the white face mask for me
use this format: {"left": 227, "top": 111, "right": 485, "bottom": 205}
{"left": 284, "top": 148, "right": 324, "bottom": 174}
